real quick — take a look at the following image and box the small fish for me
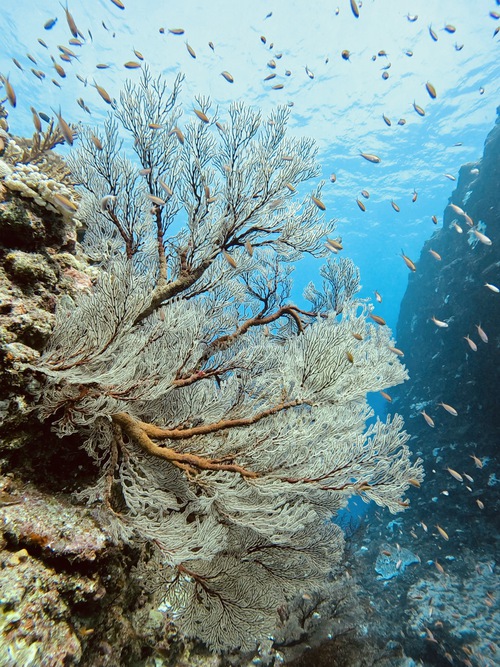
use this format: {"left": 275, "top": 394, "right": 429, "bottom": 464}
{"left": 352, "top": 333, "right": 363, "bottom": 340}
{"left": 374, "top": 290, "right": 382, "bottom": 303}
{"left": 400, "top": 250, "right": 416, "bottom": 271}
{"left": 61, "top": 2, "right": 79, "bottom": 38}
{"left": 356, "top": 198, "right": 366, "bottom": 211}
{"left": 32, "top": 69, "right": 47, "bottom": 81}
{"left": 222, "top": 250, "right": 237, "bottom": 269}
{"left": 439, "top": 402, "right": 458, "bottom": 416}
{"left": 382, "top": 114, "right": 391, "bottom": 126}
{"left": 426, "top": 82, "right": 437, "bottom": 99}
{"left": 169, "top": 28, "right": 185, "bottom": 35}
{"left": 391, "top": 200, "right": 400, "bottom": 212}
{"left": 27, "top": 53, "right": 38, "bottom": 65}
{"left": 429, "top": 249, "right": 442, "bottom": 261}
{"left": 369, "top": 314, "right": 386, "bottom": 326}
{"left": 436, "top": 525, "right": 449, "bottom": 540}
{"left": 476, "top": 499, "right": 484, "bottom": 510}
{"left": 444, "top": 24, "right": 456, "bottom": 33}
{"left": 208, "top": 41, "right": 215, "bottom": 51}
{"left": 407, "top": 13, "right": 418, "bottom": 22}
{"left": 464, "top": 335, "right": 477, "bottom": 352}
{"left": 470, "top": 229, "right": 492, "bottom": 246}
{"left": 221, "top": 71, "right": 234, "bottom": 83}
{"left": 404, "top": 50, "right": 413, "bottom": 57}
{"left": 360, "top": 190, "right": 370, "bottom": 199}
{"left": 485, "top": 283, "right": 499, "bottom": 293}
{"left": 51, "top": 56, "right": 66, "bottom": 78}
{"left": 421, "top": 410, "right": 435, "bottom": 428}
{"left": 38, "top": 38, "right": 48, "bottom": 48}
{"left": 271, "top": 83, "right": 284, "bottom": 90}
{"left": 359, "top": 151, "right": 381, "bottom": 163}
{"left": 381, "top": 71, "right": 389, "bottom": 80}
{"left": 39, "top": 111, "right": 50, "bottom": 122}
{"left": 245, "top": 239, "right": 253, "bottom": 256}
{"left": 434, "top": 560, "right": 445, "bottom": 574}
{"left": 44, "top": 17, "right": 58, "bottom": 30}
{"left": 69, "top": 38, "right": 83, "bottom": 46}
{"left": 388, "top": 346, "right": 404, "bottom": 356}
{"left": 305, "top": 66, "right": 314, "bottom": 79}
{"left": 1, "top": 76, "right": 17, "bottom": 107}
{"left": 463, "top": 472, "right": 474, "bottom": 483}
{"left": 52, "top": 107, "right": 74, "bottom": 145}
{"left": 159, "top": 180, "right": 173, "bottom": 197}
{"left": 475, "top": 324, "right": 488, "bottom": 343}
{"left": 96, "top": 64, "right": 110, "bottom": 69}
{"left": 124, "top": 61, "right": 141, "bottom": 69}
{"left": 267, "top": 59, "right": 276, "bottom": 69}
{"left": 146, "top": 194, "right": 166, "bottom": 206}
{"left": 194, "top": 108, "right": 209, "bottom": 123}
{"left": 30, "top": 106, "right": 42, "bottom": 132}
{"left": 170, "top": 127, "right": 185, "bottom": 144}
{"left": 408, "top": 478, "right": 420, "bottom": 487}
{"left": 420, "top": 521, "right": 428, "bottom": 532}
{"left": 93, "top": 81, "right": 112, "bottom": 104}
{"left": 346, "top": 351, "right": 354, "bottom": 364}
{"left": 148, "top": 123, "right": 162, "bottom": 130}
{"left": 452, "top": 222, "right": 463, "bottom": 233}
{"left": 330, "top": 173, "right": 337, "bottom": 183}
{"left": 447, "top": 468, "right": 463, "bottom": 482}
{"left": 53, "top": 192, "right": 78, "bottom": 212}
{"left": 58, "top": 45, "right": 78, "bottom": 57}
{"left": 312, "top": 196, "right": 326, "bottom": 210}
{"left": 12, "top": 58, "right": 23, "bottom": 71}
{"left": 413, "top": 101, "right": 425, "bottom": 116}
{"left": 341, "top": 50, "right": 351, "bottom": 61}
{"left": 398, "top": 118, "right": 406, "bottom": 125}
{"left": 380, "top": 390, "right": 392, "bottom": 402}
{"left": 381, "top": 550, "right": 391, "bottom": 557}
{"left": 139, "top": 168, "right": 151, "bottom": 175}
{"left": 264, "top": 73, "right": 276, "bottom": 81}
{"left": 431, "top": 315, "right": 448, "bottom": 328}
{"left": 260, "top": 35, "right": 267, "bottom": 44}
{"left": 110, "top": 0, "right": 125, "bottom": 8}
{"left": 429, "top": 25, "right": 438, "bottom": 41}
{"left": 449, "top": 203, "right": 465, "bottom": 216}
{"left": 133, "top": 49, "right": 144, "bottom": 60}
{"left": 186, "top": 42, "right": 196, "bottom": 58}
{"left": 325, "top": 239, "right": 342, "bottom": 253}
{"left": 90, "top": 133, "right": 103, "bottom": 150}
{"left": 350, "top": 0, "right": 359, "bottom": 18}
{"left": 432, "top": 215, "right": 438, "bottom": 224}
{"left": 444, "top": 173, "right": 456, "bottom": 181}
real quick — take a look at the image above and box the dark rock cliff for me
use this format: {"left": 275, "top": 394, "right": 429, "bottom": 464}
{"left": 396, "top": 108, "right": 500, "bottom": 434}
{"left": 348, "top": 110, "right": 500, "bottom": 667}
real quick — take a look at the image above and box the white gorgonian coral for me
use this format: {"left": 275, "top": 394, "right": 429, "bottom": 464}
{"left": 37, "top": 68, "right": 423, "bottom": 653}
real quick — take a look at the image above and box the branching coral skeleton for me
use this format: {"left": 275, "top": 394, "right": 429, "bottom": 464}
{"left": 36, "top": 68, "right": 423, "bottom": 652}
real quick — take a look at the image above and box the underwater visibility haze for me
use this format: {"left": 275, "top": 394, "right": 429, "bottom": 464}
{"left": 0, "top": 1, "right": 499, "bottom": 666}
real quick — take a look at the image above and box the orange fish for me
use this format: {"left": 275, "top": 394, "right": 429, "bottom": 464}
{"left": 400, "top": 250, "right": 416, "bottom": 271}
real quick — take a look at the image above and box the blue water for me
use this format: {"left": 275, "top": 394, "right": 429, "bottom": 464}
{"left": 2, "top": 0, "right": 498, "bottom": 335}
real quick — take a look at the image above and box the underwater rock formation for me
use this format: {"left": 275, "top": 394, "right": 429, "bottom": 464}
{"left": 347, "top": 108, "right": 500, "bottom": 667}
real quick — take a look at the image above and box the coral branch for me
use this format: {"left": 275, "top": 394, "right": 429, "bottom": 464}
{"left": 112, "top": 412, "right": 258, "bottom": 477}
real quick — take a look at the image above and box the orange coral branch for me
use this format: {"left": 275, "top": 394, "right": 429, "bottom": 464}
{"left": 112, "top": 399, "right": 308, "bottom": 478}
